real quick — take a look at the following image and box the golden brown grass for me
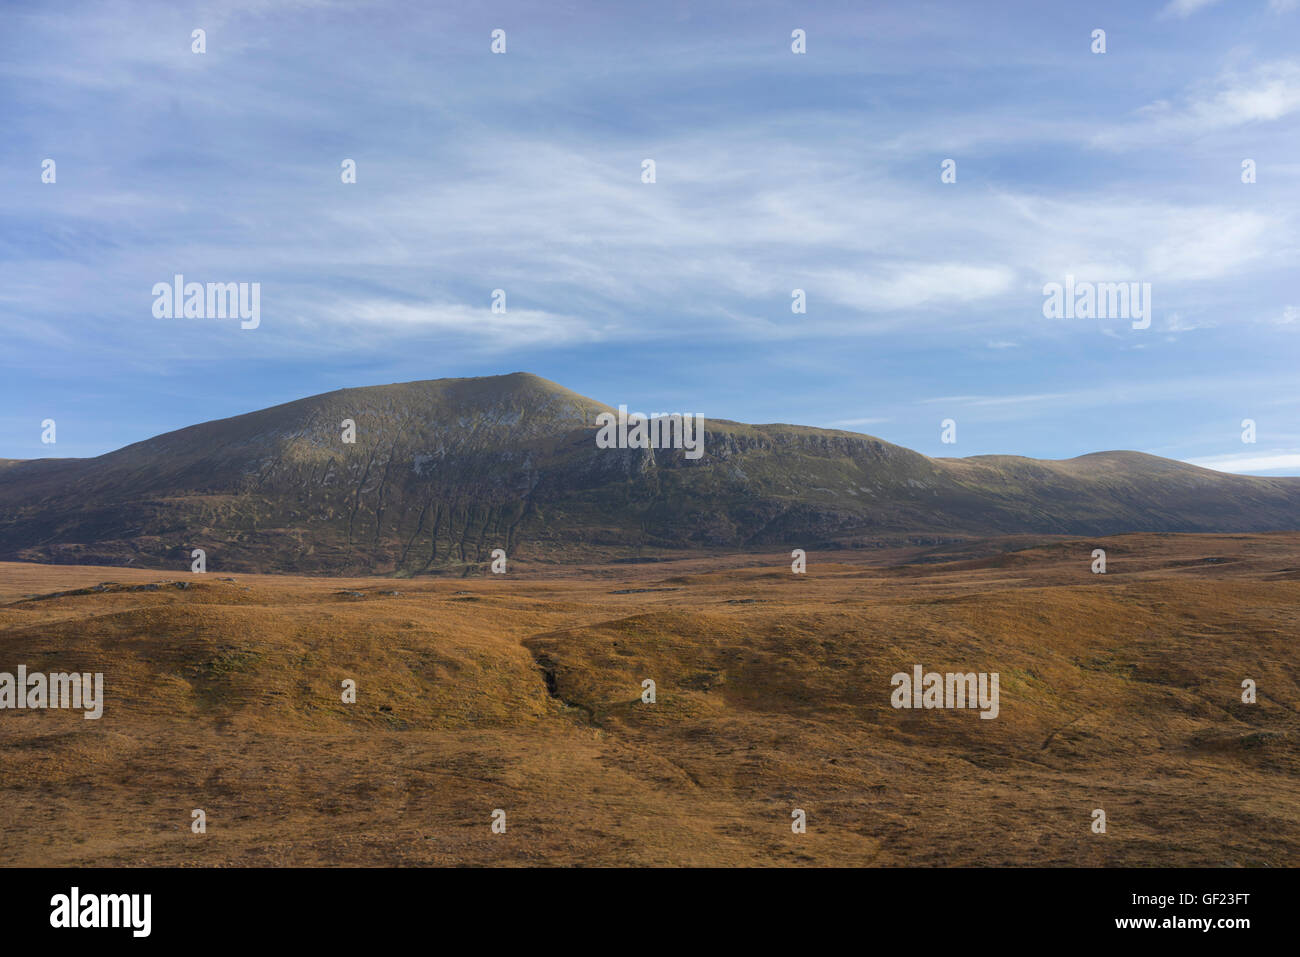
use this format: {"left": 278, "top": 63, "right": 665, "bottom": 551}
{"left": 1, "top": 532, "right": 1296, "bottom": 866}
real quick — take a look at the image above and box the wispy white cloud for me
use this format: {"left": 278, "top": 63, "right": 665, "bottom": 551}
{"left": 326, "top": 300, "right": 605, "bottom": 350}
{"left": 922, "top": 392, "right": 1075, "bottom": 408}
{"left": 828, "top": 416, "right": 891, "bottom": 427}
{"left": 1184, "top": 450, "right": 1300, "bottom": 473}
{"left": 1093, "top": 60, "right": 1300, "bottom": 148}
{"left": 1161, "top": 0, "right": 1225, "bottom": 19}
{"left": 1164, "top": 312, "right": 1216, "bottom": 332}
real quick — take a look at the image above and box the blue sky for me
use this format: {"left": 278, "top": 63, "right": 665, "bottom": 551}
{"left": 2, "top": 0, "right": 1298, "bottom": 473}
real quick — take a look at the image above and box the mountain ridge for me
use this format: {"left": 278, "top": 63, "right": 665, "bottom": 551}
{"left": 1, "top": 372, "right": 1297, "bottom": 574}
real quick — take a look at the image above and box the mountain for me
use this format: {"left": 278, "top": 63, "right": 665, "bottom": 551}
{"left": 1, "top": 372, "right": 1297, "bottom": 574}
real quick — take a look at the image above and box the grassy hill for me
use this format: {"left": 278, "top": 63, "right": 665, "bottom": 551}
{"left": 1, "top": 373, "right": 1297, "bottom": 574}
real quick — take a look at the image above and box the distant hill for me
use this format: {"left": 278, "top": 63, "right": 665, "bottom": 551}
{"left": 1, "top": 372, "right": 1297, "bottom": 574}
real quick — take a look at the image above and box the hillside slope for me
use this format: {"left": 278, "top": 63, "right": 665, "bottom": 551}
{"left": 1, "top": 372, "right": 1297, "bottom": 573}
